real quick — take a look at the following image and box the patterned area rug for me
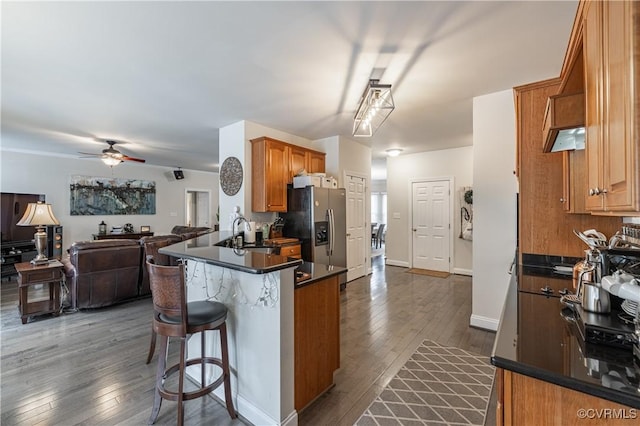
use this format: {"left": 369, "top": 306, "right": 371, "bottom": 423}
{"left": 355, "top": 340, "right": 494, "bottom": 426}
{"left": 406, "top": 268, "right": 451, "bottom": 278}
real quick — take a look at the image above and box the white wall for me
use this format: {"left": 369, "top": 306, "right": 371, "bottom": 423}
{"left": 219, "top": 121, "right": 248, "bottom": 230}
{"left": 0, "top": 150, "right": 219, "bottom": 248}
{"left": 318, "top": 136, "right": 373, "bottom": 273}
{"left": 315, "top": 136, "right": 340, "bottom": 181}
{"left": 386, "top": 146, "right": 473, "bottom": 273}
{"left": 471, "top": 89, "right": 518, "bottom": 331}
{"left": 218, "top": 120, "right": 318, "bottom": 230}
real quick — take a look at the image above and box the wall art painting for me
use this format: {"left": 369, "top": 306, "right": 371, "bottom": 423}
{"left": 70, "top": 175, "right": 156, "bottom": 215}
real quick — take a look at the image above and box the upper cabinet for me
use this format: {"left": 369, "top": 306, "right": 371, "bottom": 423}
{"left": 307, "top": 151, "right": 326, "bottom": 175}
{"left": 252, "top": 137, "right": 289, "bottom": 212}
{"left": 251, "top": 137, "right": 326, "bottom": 213}
{"left": 288, "top": 146, "right": 326, "bottom": 182}
{"left": 583, "top": 0, "right": 639, "bottom": 214}
{"left": 515, "top": 79, "right": 622, "bottom": 258}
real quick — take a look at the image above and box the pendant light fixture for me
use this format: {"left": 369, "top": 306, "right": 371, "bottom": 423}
{"left": 353, "top": 79, "right": 395, "bottom": 137}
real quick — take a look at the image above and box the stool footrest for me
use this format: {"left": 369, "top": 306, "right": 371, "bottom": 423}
{"left": 159, "top": 357, "right": 226, "bottom": 402}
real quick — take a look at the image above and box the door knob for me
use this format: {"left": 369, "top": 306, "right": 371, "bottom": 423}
{"left": 413, "top": 228, "right": 417, "bottom": 232}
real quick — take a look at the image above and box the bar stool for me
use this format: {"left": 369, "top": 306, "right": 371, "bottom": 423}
{"left": 143, "top": 239, "right": 180, "bottom": 365}
{"left": 146, "top": 257, "right": 236, "bottom": 425}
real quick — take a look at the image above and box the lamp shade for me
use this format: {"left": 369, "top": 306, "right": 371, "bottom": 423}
{"left": 353, "top": 79, "right": 395, "bottom": 137}
{"left": 17, "top": 202, "right": 60, "bottom": 227}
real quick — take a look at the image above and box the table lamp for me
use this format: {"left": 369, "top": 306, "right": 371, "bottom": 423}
{"left": 17, "top": 201, "right": 60, "bottom": 265}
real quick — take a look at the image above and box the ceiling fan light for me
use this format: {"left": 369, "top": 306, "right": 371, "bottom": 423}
{"left": 102, "top": 156, "right": 122, "bottom": 167}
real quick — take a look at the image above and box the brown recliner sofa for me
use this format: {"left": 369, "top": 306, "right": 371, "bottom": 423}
{"left": 63, "top": 240, "right": 143, "bottom": 309}
{"left": 170, "top": 226, "right": 213, "bottom": 240}
{"left": 62, "top": 226, "right": 214, "bottom": 309}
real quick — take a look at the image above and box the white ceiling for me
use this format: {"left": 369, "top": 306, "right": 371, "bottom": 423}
{"left": 1, "top": 1, "right": 577, "bottom": 173}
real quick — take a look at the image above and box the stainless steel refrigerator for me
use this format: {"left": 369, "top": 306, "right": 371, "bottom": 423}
{"left": 279, "top": 185, "right": 346, "bottom": 268}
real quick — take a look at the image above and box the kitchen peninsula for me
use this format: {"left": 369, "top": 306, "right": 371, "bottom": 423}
{"left": 491, "top": 262, "right": 640, "bottom": 425}
{"left": 159, "top": 232, "right": 346, "bottom": 426}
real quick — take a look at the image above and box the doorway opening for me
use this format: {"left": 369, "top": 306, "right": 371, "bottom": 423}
{"left": 185, "top": 190, "right": 211, "bottom": 228}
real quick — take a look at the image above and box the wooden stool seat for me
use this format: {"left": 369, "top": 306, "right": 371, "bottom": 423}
{"left": 146, "top": 258, "right": 236, "bottom": 425}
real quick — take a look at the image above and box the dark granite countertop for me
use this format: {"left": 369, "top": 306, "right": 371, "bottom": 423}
{"left": 158, "top": 232, "right": 347, "bottom": 288}
{"left": 491, "top": 266, "right": 640, "bottom": 409}
{"left": 159, "top": 231, "right": 302, "bottom": 274}
{"left": 294, "top": 261, "right": 347, "bottom": 289}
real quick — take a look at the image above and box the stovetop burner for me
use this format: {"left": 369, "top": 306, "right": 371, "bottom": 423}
{"left": 574, "top": 304, "right": 636, "bottom": 350}
{"left": 618, "top": 311, "right": 636, "bottom": 326}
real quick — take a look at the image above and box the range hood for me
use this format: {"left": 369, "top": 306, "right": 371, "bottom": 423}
{"left": 542, "top": 92, "right": 585, "bottom": 153}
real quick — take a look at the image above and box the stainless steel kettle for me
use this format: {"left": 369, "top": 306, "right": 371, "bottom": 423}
{"left": 580, "top": 281, "right": 611, "bottom": 313}
{"left": 576, "top": 250, "right": 610, "bottom": 314}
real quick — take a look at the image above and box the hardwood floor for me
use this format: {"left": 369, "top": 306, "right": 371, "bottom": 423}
{"left": 0, "top": 257, "right": 495, "bottom": 425}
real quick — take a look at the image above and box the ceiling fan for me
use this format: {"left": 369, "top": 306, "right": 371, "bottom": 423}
{"left": 79, "top": 140, "right": 146, "bottom": 167}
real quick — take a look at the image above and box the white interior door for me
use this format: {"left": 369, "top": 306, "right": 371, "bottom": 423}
{"left": 412, "top": 180, "right": 451, "bottom": 272}
{"left": 186, "top": 190, "right": 211, "bottom": 227}
{"left": 346, "top": 174, "right": 366, "bottom": 282}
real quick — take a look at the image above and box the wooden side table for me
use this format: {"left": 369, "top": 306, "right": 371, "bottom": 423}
{"left": 15, "top": 260, "right": 64, "bottom": 324}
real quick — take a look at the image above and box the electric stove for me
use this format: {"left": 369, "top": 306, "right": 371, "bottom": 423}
{"left": 574, "top": 304, "right": 636, "bottom": 350}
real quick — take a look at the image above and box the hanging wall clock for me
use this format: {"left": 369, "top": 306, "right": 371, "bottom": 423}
{"left": 219, "top": 156, "right": 243, "bottom": 196}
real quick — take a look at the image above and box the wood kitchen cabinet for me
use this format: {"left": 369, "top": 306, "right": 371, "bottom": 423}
{"left": 561, "top": 149, "right": 589, "bottom": 213}
{"left": 251, "top": 137, "right": 289, "bottom": 212}
{"left": 289, "top": 145, "right": 308, "bottom": 182}
{"left": 289, "top": 145, "right": 326, "bottom": 182}
{"left": 584, "top": 0, "right": 639, "bottom": 214}
{"left": 279, "top": 243, "right": 301, "bottom": 259}
{"left": 515, "top": 79, "right": 621, "bottom": 258}
{"left": 251, "top": 136, "right": 326, "bottom": 212}
{"left": 294, "top": 274, "right": 339, "bottom": 411}
{"left": 495, "top": 369, "right": 634, "bottom": 426}
{"left": 307, "top": 150, "right": 325, "bottom": 174}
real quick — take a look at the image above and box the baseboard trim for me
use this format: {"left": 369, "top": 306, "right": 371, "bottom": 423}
{"left": 453, "top": 268, "right": 473, "bottom": 276}
{"left": 386, "top": 259, "right": 410, "bottom": 268}
{"left": 232, "top": 392, "right": 297, "bottom": 426}
{"left": 470, "top": 314, "right": 499, "bottom": 331}
{"left": 282, "top": 410, "right": 298, "bottom": 426}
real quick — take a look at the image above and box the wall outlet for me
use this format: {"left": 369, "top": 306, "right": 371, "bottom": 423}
{"left": 170, "top": 212, "right": 178, "bottom": 217}
{"left": 393, "top": 212, "right": 401, "bottom": 219}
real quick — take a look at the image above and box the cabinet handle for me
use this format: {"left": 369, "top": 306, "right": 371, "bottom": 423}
{"left": 560, "top": 198, "right": 565, "bottom": 203}
{"left": 601, "top": 188, "right": 608, "bottom": 194}
{"left": 540, "top": 286, "right": 554, "bottom": 295}
{"left": 589, "top": 187, "right": 602, "bottom": 196}
{"left": 559, "top": 288, "right": 569, "bottom": 296}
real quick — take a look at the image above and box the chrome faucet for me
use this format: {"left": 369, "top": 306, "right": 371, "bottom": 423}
{"left": 232, "top": 216, "right": 250, "bottom": 248}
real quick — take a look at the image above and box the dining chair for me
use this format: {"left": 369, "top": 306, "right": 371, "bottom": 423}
{"left": 373, "top": 224, "right": 385, "bottom": 248}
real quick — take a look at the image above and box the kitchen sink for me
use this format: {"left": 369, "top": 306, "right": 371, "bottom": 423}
{"left": 242, "top": 245, "right": 278, "bottom": 254}
{"left": 214, "top": 238, "right": 279, "bottom": 254}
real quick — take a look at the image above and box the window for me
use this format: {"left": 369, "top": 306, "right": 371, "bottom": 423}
{"left": 371, "top": 192, "right": 387, "bottom": 225}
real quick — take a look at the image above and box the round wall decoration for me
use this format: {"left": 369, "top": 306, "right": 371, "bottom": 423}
{"left": 220, "top": 156, "right": 243, "bottom": 196}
